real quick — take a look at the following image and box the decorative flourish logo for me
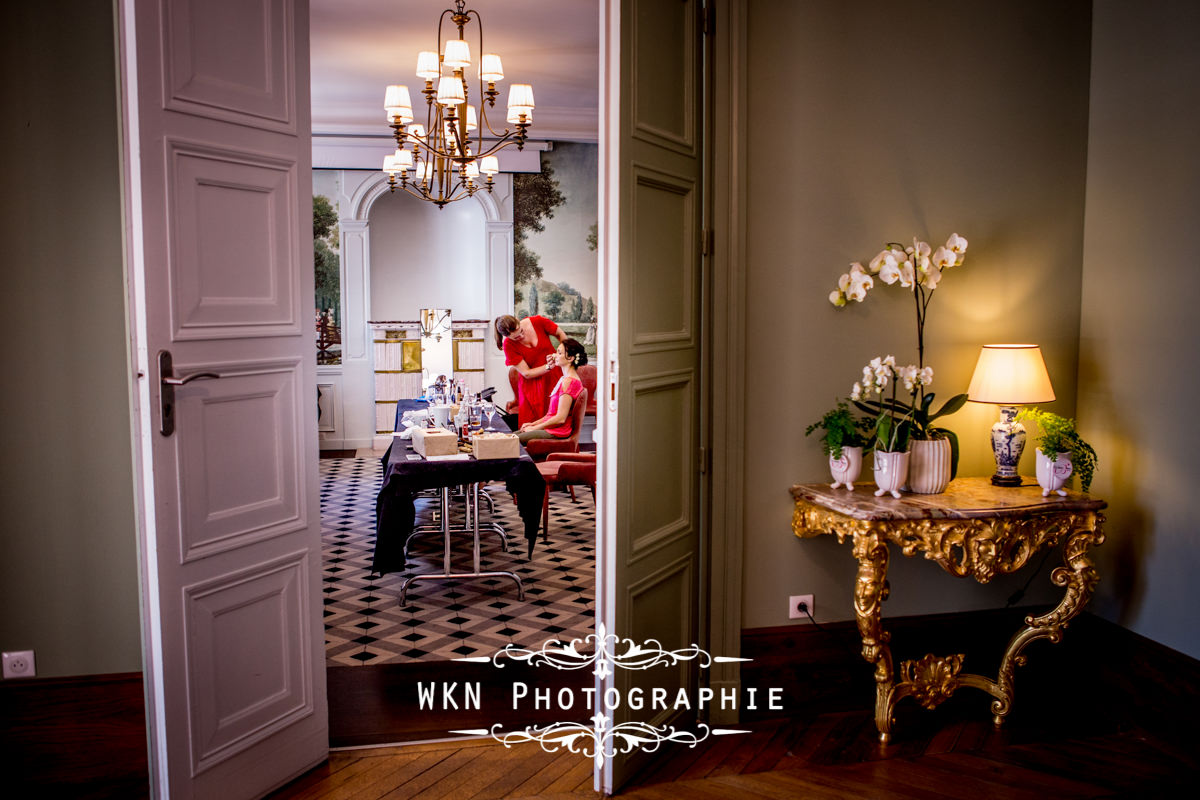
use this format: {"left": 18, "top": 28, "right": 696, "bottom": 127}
{"left": 448, "top": 623, "right": 761, "bottom": 766}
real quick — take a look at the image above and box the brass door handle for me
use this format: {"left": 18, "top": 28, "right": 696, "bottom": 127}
{"left": 158, "top": 350, "right": 222, "bottom": 436}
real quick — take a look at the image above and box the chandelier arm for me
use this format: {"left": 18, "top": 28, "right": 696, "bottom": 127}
{"left": 480, "top": 114, "right": 513, "bottom": 139}
{"left": 438, "top": 8, "right": 453, "bottom": 56}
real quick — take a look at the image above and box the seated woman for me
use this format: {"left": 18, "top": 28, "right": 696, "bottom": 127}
{"left": 517, "top": 338, "right": 588, "bottom": 443}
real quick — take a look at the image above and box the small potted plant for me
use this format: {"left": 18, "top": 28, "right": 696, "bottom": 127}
{"left": 806, "top": 401, "right": 868, "bottom": 490}
{"left": 1019, "top": 409, "right": 1098, "bottom": 496}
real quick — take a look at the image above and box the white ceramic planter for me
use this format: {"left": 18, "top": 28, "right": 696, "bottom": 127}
{"left": 907, "top": 438, "right": 952, "bottom": 494}
{"left": 1036, "top": 448, "right": 1073, "bottom": 497}
{"left": 829, "top": 446, "right": 863, "bottom": 490}
{"left": 873, "top": 450, "right": 910, "bottom": 499}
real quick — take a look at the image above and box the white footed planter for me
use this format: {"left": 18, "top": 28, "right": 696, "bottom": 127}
{"left": 1036, "top": 448, "right": 1073, "bottom": 497}
{"left": 873, "top": 450, "right": 910, "bottom": 499}
{"left": 907, "top": 438, "right": 952, "bottom": 494}
{"left": 829, "top": 446, "right": 863, "bottom": 490}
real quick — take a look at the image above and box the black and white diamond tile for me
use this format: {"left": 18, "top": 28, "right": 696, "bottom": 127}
{"left": 320, "top": 458, "right": 596, "bottom": 667}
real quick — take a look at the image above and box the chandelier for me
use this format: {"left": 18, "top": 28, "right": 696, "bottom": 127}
{"left": 381, "top": 1, "right": 535, "bottom": 208}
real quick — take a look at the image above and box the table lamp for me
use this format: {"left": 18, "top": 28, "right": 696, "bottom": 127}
{"left": 967, "top": 344, "right": 1055, "bottom": 486}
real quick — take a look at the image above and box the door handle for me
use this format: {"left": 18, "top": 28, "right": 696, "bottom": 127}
{"left": 158, "top": 350, "right": 221, "bottom": 436}
{"left": 163, "top": 372, "right": 219, "bottom": 386}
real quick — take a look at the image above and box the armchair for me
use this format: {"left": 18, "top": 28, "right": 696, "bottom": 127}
{"left": 577, "top": 365, "right": 598, "bottom": 417}
{"left": 535, "top": 453, "right": 596, "bottom": 542}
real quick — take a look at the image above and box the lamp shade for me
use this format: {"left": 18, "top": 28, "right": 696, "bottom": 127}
{"left": 415, "top": 51, "right": 441, "bottom": 80}
{"left": 383, "top": 84, "right": 413, "bottom": 123}
{"left": 480, "top": 54, "right": 504, "bottom": 82}
{"left": 443, "top": 39, "right": 471, "bottom": 69}
{"left": 967, "top": 344, "right": 1056, "bottom": 405}
{"left": 436, "top": 76, "right": 466, "bottom": 106}
{"left": 507, "top": 83, "right": 535, "bottom": 109}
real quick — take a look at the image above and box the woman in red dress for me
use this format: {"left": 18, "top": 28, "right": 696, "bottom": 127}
{"left": 494, "top": 314, "right": 565, "bottom": 426}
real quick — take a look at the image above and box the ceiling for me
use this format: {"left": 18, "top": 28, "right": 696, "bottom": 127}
{"left": 310, "top": 0, "right": 601, "bottom": 144}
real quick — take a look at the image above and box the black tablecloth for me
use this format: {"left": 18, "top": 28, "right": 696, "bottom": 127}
{"left": 373, "top": 400, "right": 546, "bottom": 574}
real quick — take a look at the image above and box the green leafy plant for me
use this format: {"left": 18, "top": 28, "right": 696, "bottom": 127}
{"left": 805, "top": 401, "right": 868, "bottom": 460}
{"left": 1018, "top": 408, "right": 1098, "bottom": 492}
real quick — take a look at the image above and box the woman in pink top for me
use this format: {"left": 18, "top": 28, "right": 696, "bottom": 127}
{"left": 517, "top": 338, "right": 587, "bottom": 443}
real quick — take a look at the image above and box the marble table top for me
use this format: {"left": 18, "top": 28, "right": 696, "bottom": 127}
{"left": 790, "top": 476, "right": 1106, "bottom": 522}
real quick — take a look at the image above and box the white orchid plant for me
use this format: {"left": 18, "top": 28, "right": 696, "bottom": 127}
{"left": 831, "top": 234, "right": 972, "bottom": 463}
{"left": 830, "top": 233, "right": 968, "bottom": 369}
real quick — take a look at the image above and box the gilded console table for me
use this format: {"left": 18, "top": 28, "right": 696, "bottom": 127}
{"left": 790, "top": 477, "right": 1105, "bottom": 743}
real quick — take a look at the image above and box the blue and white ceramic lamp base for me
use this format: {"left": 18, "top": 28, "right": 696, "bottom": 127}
{"left": 990, "top": 405, "right": 1026, "bottom": 487}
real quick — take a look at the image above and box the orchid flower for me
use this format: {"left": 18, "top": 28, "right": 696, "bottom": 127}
{"left": 932, "top": 245, "right": 956, "bottom": 270}
{"left": 946, "top": 232, "right": 968, "bottom": 255}
{"left": 846, "top": 269, "right": 873, "bottom": 302}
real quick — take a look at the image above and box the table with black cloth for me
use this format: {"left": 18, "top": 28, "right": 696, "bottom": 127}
{"left": 373, "top": 400, "right": 546, "bottom": 591}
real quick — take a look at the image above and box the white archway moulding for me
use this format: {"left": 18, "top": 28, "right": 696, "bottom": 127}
{"left": 333, "top": 170, "right": 515, "bottom": 450}
{"left": 346, "top": 170, "right": 506, "bottom": 224}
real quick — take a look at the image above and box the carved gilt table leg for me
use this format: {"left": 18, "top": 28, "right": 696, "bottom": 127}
{"left": 851, "top": 528, "right": 897, "bottom": 743}
{"left": 988, "top": 513, "right": 1106, "bottom": 726}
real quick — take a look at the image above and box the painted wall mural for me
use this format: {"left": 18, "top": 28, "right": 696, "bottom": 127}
{"left": 513, "top": 142, "right": 599, "bottom": 355}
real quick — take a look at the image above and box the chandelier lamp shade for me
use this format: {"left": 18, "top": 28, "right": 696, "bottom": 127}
{"left": 380, "top": 1, "right": 534, "bottom": 207}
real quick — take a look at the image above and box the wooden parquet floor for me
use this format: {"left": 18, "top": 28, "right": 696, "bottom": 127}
{"left": 269, "top": 699, "right": 1200, "bottom": 799}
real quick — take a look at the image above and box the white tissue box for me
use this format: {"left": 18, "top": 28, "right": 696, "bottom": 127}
{"left": 471, "top": 432, "right": 520, "bottom": 460}
{"left": 411, "top": 427, "right": 459, "bottom": 457}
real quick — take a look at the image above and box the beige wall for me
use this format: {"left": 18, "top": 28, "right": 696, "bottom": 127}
{"left": 0, "top": 1, "right": 142, "bottom": 676}
{"left": 1078, "top": 0, "right": 1200, "bottom": 659}
{"left": 741, "top": 0, "right": 1093, "bottom": 628}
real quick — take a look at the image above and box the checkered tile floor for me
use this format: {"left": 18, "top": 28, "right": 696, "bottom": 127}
{"left": 321, "top": 458, "right": 596, "bottom": 666}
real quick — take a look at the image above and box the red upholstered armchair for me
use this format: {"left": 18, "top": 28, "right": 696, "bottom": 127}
{"left": 577, "top": 364, "right": 598, "bottom": 417}
{"left": 535, "top": 453, "right": 596, "bottom": 542}
{"left": 505, "top": 366, "right": 520, "bottom": 415}
{"left": 524, "top": 387, "right": 588, "bottom": 462}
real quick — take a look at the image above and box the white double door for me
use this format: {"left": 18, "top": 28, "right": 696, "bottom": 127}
{"left": 121, "top": 0, "right": 709, "bottom": 797}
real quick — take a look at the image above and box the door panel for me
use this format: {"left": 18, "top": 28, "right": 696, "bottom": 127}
{"left": 168, "top": 143, "right": 299, "bottom": 336}
{"left": 164, "top": 0, "right": 296, "bottom": 129}
{"left": 632, "top": 0, "right": 696, "bottom": 151}
{"left": 121, "top": 1, "right": 325, "bottom": 797}
{"left": 185, "top": 551, "right": 313, "bottom": 770}
{"left": 627, "top": 371, "right": 694, "bottom": 556}
{"left": 175, "top": 363, "right": 305, "bottom": 560}
{"left": 599, "top": 0, "right": 706, "bottom": 792}
{"left": 631, "top": 170, "right": 697, "bottom": 345}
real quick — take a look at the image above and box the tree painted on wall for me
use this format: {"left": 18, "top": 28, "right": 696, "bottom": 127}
{"left": 529, "top": 282, "right": 539, "bottom": 315}
{"left": 542, "top": 287, "right": 566, "bottom": 319}
{"left": 313, "top": 195, "right": 340, "bottom": 323}
{"left": 512, "top": 160, "right": 566, "bottom": 304}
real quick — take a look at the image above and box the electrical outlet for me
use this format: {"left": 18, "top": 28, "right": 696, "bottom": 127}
{"left": 3, "top": 650, "right": 36, "bottom": 679}
{"left": 788, "top": 594, "right": 815, "bottom": 621}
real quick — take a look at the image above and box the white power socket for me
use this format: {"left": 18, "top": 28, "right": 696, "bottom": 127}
{"left": 3, "top": 650, "right": 36, "bottom": 679}
{"left": 788, "top": 594, "right": 814, "bottom": 621}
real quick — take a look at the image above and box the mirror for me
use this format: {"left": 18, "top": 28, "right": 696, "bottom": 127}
{"left": 419, "top": 308, "right": 453, "bottom": 391}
